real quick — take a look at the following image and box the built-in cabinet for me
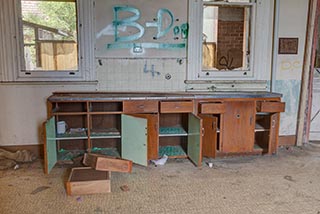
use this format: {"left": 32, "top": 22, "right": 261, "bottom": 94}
{"left": 44, "top": 92, "right": 285, "bottom": 174}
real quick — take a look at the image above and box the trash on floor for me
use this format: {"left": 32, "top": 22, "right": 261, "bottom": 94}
{"left": 0, "top": 148, "right": 36, "bottom": 170}
{"left": 151, "top": 154, "right": 168, "bottom": 166}
{"left": 120, "top": 185, "right": 130, "bottom": 192}
{"left": 30, "top": 186, "right": 50, "bottom": 195}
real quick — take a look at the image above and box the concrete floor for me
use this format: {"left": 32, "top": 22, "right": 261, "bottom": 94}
{"left": 0, "top": 145, "right": 320, "bottom": 214}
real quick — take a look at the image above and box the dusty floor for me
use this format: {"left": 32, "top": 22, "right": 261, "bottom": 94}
{"left": 1, "top": 145, "right": 320, "bottom": 214}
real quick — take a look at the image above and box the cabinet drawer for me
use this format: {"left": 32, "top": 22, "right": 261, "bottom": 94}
{"left": 160, "top": 101, "right": 193, "bottom": 113}
{"left": 200, "top": 103, "right": 226, "bottom": 114}
{"left": 256, "top": 101, "right": 285, "bottom": 113}
{"left": 66, "top": 167, "right": 110, "bottom": 196}
{"left": 123, "top": 100, "right": 158, "bottom": 113}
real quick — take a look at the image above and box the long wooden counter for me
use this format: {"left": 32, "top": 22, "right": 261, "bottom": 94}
{"left": 44, "top": 92, "right": 285, "bottom": 173}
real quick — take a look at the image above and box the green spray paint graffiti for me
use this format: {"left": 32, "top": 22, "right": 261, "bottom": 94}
{"left": 106, "top": 5, "right": 189, "bottom": 52}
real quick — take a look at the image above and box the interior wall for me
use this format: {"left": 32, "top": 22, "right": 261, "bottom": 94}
{"left": 0, "top": 0, "right": 311, "bottom": 146}
{"left": 0, "top": 84, "right": 97, "bottom": 146}
{"left": 95, "top": 0, "right": 188, "bottom": 92}
{"left": 275, "top": 0, "right": 309, "bottom": 136}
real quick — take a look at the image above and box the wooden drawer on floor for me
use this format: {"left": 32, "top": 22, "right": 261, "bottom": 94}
{"left": 83, "top": 153, "right": 132, "bottom": 173}
{"left": 199, "top": 102, "right": 226, "bottom": 114}
{"left": 123, "top": 100, "right": 158, "bottom": 113}
{"left": 66, "top": 167, "right": 111, "bottom": 196}
{"left": 256, "top": 101, "right": 285, "bottom": 113}
{"left": 160, "top": 101, "right": 193, "bottom": 113}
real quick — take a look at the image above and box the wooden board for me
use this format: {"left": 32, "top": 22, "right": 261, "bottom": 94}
{"left": 66, "top": 167, "right": 111, "bottom": 196}
{"left": 83, "top": 153, "right": 132, "bottom": 173}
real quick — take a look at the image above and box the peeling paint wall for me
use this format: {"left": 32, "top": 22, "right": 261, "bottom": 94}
{"left": 274, "top": 0, "right": 309, "bottom": 136}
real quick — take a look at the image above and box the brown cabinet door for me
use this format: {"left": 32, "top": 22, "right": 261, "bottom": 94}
{"left": 198, "top": 115, "right": 217, "bottom": 158}
{"left": 221, "top": 101, "right": 255, "bottom": 153}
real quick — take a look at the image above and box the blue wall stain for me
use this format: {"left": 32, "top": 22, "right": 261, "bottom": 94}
{"left": 274, "top": 80, "right": 301, "bottom": 135}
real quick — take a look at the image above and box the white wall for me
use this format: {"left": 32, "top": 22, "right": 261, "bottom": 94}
{"left": 0, "top": 84, "right": 97, "bottom": 146}
{"left": 275, "top": 0, "right": 309, "bottom": 136}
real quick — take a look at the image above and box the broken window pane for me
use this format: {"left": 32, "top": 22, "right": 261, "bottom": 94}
{"left": 202, "top": 2, "right": 252, "bottom": 71}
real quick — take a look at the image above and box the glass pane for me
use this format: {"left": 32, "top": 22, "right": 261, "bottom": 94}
{"left": 202, "top": 5, "right": 251, "bottom": 71}
{"left": 21, "top": 0, "right": 78, "bottom": 71}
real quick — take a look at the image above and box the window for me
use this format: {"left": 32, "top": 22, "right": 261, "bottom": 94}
{"left": 15, "top": 0, "right": 94, "bottom": 81}
{"left": 188, "top": 0, "right": 258, "bottom": 80}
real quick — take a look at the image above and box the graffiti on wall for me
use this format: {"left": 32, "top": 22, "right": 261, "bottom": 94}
{"left": 96, "top": 5, "right": 188, "bottom": 54}
{"left": 280, "top": 60, "right": 302, "bottom": 71}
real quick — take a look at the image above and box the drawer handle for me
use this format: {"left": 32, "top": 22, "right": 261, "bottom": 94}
{"left": 138, "top": 105, "right": 144, "bottom": 109}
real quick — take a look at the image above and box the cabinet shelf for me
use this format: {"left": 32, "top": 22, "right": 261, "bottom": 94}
{"left": 56, "top": 131, "right": 88, "bottom": 140}
{"left": 159, "top": 145, "right": 187, "bottom": 158}
{"left": 90, "top": 128, "right": 121, "bottom": 139}
{"left": 53, "top": 112, "right": 87, "bottom": 116}
{"left": 159, "top": 126, "right": 188, "bottom": 137}
{"left": 91, "top": 147, "right": 121, "bottom": 157}
{"left": 89, "top": 112, "right": 123, "bottom": 115}
{"left": 255, "top": 123, "right": 270, "bottom": 132}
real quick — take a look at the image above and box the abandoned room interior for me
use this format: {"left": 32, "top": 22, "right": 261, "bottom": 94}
{"left": 1, "top": 0, "right": 320, "bottom": 213}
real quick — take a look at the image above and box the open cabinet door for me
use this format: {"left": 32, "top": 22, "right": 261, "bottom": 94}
{"left": 199, "top": 115, "right": 217, "bottom": 158}
{"left": 121, "top": 115, "right": 148, "bottom": 166}
{"left": 188, "top": 114, "right": 202, "bottom": 166}
{"left": 45, "top": 117, "right": 57, "bottom": 174}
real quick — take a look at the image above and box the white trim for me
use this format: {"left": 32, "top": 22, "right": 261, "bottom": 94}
{"left": 13, "top": 0, "right": 95, "bottom": 82}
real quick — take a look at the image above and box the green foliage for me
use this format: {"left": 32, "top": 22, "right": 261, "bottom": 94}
{"left": 23, "top": 1, "right": 77, "bottom": 40}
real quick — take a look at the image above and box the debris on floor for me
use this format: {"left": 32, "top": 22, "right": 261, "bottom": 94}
{"left": 151, "top": 154, "right": 168, "bottom": 166}
{"left": 0, "top": 148, "right": 36, "bottom": 170}
{"left": 120, "top": 185, "right": 130, "bottom": 192}
{"left": 30, "top": 186, "right": 50, "bottom": 195}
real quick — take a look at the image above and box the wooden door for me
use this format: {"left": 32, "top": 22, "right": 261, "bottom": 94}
{"left": 221, "top": 101, "right": 255, "bottom": 153}
{"left": 188, "top": 114, "right": 202, "bottom": 166}
{"left": 45, "top": 117, "right": 57, "bottom": 174}
{"left": 121, "top": 115, "right": 148, "bottom": 166}
{"left": 199, "top": 115, "right": 217, "bottom": 158}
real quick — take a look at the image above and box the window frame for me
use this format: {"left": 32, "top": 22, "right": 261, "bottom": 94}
{"left": 187, "top": 0, "right": 257, "bottom": 80}
{"left": 14, "top": 0, "right": 95, "bottom": 81}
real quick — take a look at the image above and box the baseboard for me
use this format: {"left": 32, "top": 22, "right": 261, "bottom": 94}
{"left": 279, "top": 135, "right": 296, "bottom": 146}
{"left": 0, "top": 144, "right": 44, "bottom": 159}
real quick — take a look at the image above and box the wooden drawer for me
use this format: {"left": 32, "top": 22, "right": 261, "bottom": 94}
{"left": 160, "top": 101, "right": 193, "bottom": 113}
{"left": 83, "top": 153, "right": 132, "bottom": 173}
{"left": 66, "top": 167, "right": 111, "bottom": 196}
{"left": 256, "top": 101, "right": 285, "bottom": 113}
{"left": 200, "top": 103, "right": 226, "bottom": 114}
{"left": 123, "top": 100, "right": 158, "bottom": 113}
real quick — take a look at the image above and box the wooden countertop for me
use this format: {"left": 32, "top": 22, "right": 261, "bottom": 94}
{"left": 48, "top": 91, "right": 282, "bottom": 102}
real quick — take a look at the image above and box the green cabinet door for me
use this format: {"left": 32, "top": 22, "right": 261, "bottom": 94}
{"left": 45, "top": 117, "right": 57, "bottom": 174}
{"left": 121, "top": 115, "right": 148, "bottom": 166}
{"left": 188, "top": 114, "right": 202, "bottom": 167}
